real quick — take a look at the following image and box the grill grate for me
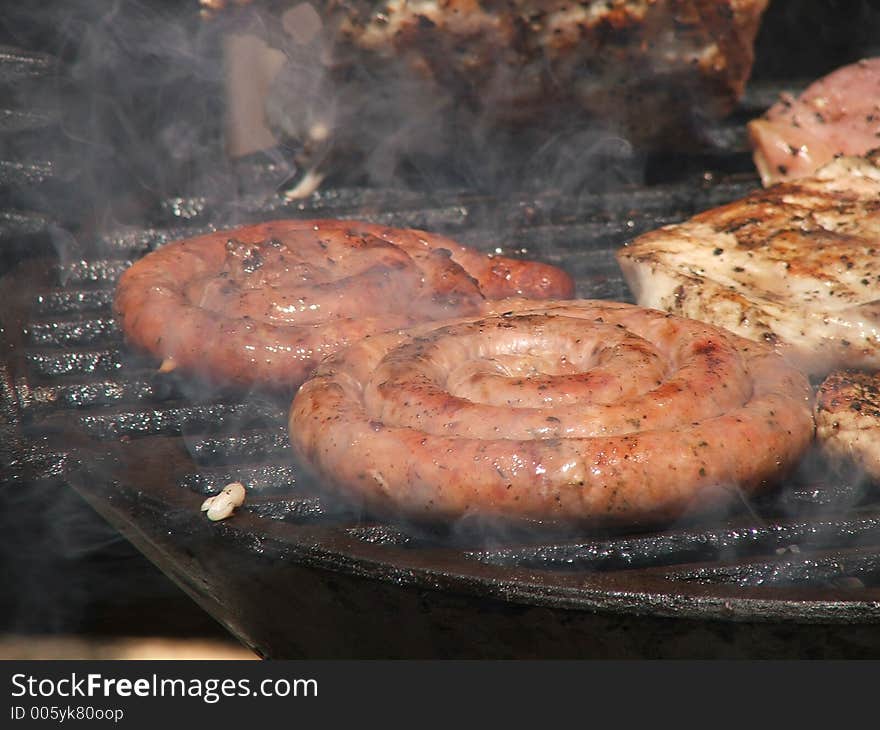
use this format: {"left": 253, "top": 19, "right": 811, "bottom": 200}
{"left": 4, "top": 89, "right": 880, "bottom": 657}
{"left": 8, "top": 184, "right": 880, "bottom": 560}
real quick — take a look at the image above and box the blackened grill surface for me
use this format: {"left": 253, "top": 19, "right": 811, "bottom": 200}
{"left": 4, "top": 104, "right": 880, "bottom": 657}
{"left": 3, "top": 0, "right": 880, "bottom": 659}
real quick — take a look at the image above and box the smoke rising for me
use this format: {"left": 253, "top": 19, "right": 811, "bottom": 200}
{"left": 6, "top": 0, "right": 880, "bottom": 650}
{"left": 0, "top": 0, "right": 242, "bottom": 640}
{"left": 259, "top": 2, "right": 650, "bottom": 199}
{"left": 1, "top": 1, "right": 230, "bottom": 237}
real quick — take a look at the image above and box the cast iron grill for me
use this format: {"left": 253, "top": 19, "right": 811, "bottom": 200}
{"left": 4, "top": 75, "right": 880, "bottom": 658}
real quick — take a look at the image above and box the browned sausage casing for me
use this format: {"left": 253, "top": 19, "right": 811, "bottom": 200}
{"left": 113, "top": 219, "right": 574, "bottom": 391}
{"left": 290, "top": 300, "right": 814, "bottom": 526}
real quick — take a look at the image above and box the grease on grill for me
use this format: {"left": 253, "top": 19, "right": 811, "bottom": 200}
{"left": 25, "top": 348, "right": 122, "bottom": 377}
{"left": 244, "top": 496, "right": 327, "bottom": 522}
{"left": 186, "top": 426, "right": 290, "bottom": 466}
{"left": 665, "top": 550, "right": 880, "bottom": 589}
{"left": 9, "top": 154, "right": 880, "bottom": 626}
{"left": 73, "top": 401, "right": 285, "bottom": 440}
{"left": 27, "top": 315, "right": 118, "bottom": 347}
{"left": 33, "top": 289, "right": 114, "bottom": 316}
{"left": 179, "top": 464, "right": 298, "bottom": 496}
{"left": 469, "top": 516, "right": 880, "bottom": 572}
{"left": 346, "top": 525, "right": 413, "bottom": 546}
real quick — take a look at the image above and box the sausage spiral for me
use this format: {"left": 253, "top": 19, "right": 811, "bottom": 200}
{"left": 113, "top": 219, "right": 574, "bottom": 391}
{"left": 290, "top": 300, "right": 814, "bottom": 526}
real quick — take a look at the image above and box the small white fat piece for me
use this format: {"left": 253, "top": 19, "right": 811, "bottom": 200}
{"left": 201, "top": 481, "right": 247, "bottom": 521}
{"left": 281, "top": 168, "right": 325, "bottom": 201}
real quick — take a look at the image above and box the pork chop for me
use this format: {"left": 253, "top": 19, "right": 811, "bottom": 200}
{"left": 616, "top": 151, "right": 880, "bottom": 376}
{"left": 748, "top": 58, "right": 880, "bottom": 186}
{"left": 208, "top": 1, "right": 770, "bottom": 193}
{"left": 815, "top": 370, "right": 880, "bottom": 483}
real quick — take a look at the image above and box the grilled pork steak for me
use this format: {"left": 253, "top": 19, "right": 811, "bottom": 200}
{"left": 815, "top": 370, "right": 880, "bottom": 483}
{"left": 616, "top": 151, "right": 880, "bottom": 377}
{"left": 218, "top": 0, "right": 769, "bottom": 192}
{"left": 329, "top": 0, "right": 767, "bottom": 129}
{"left": 749, "top": 58, "right": 880, "bottom": 186}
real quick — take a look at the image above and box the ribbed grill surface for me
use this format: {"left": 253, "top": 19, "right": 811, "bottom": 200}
{"left": 5, "top": 86, "right": 880, "bottom": 623}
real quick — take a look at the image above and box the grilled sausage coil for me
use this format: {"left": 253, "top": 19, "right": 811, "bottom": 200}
{"left": 113, "top": 219, "right": 574, "bottom": 391}
{"left": 290, "top": 300, "right": 814, "bottom": 526}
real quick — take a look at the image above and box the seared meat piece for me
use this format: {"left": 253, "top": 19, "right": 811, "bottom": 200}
{"left": 331, "top": 0, "right": 766, "bottom": 129}
{"left": 749, "top": 58, "right": 880, "bottom": 186}
{"left": 228, "top": 0, "right": 770, "bottom": 191}
{"left": 815, "top": 370, "right": 880, "bottom": 483}
{"left": 290, "top": 299, "right": 813, "bottom": 526}
{"left": 616, "top": 151, "right": 880, "bottom": 377}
